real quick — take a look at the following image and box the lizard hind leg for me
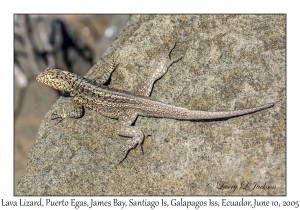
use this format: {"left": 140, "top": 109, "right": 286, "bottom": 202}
{"left": 117, "top": 110, "right": 144, "bottom": 164}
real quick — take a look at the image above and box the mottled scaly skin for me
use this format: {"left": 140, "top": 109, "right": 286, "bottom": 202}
{"left": 36, "top": 43, "right": 274, "bottom": 163}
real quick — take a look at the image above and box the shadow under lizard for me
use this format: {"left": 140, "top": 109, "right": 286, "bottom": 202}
{"left": 36, "top": 43, "right": 274, "bottom": 163}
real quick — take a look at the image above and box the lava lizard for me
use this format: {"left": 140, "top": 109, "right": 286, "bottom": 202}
{"left": 36, "top": 43, "right": 274, "bottom": 163}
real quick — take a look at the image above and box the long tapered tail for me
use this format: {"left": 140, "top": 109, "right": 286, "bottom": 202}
{"left": 152, "top": 103, "right": 274, "bottom": 120}
{"left": 183, "top": 103, "right": 274, "bottom": 120}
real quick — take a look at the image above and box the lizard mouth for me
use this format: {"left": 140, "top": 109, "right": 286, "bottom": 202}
{"left": 35, "top": 73, "right": 42, "bottom": 82}
{"left": 35, "top": 72, "right": 43, "bottom": 83}
{"left": 35, "top": 72, "right": 48, "bottom": 85}
{"left": 35, "top": 71, "right": 54, "bottom": 88}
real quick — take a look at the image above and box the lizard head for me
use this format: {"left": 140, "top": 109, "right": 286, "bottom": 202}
{"left": 36, "top": 68, "right": 77, "bottom": 92}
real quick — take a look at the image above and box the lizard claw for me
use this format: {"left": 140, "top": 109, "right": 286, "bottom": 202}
{"left": 119, "top": 147, "right": 130, "bottom": 164}
{"left": 140, "top": 143, "right": 144, "bottom": 154}
{"left": 172, "top": 55, "right": 183, "bottom": 63}
{"left": 168, "top": 42, "right": 177, "bottom": 54}
{"left": 167, "top": 42, "right": 183, "bottom": 64}
{"left": 119, "top": 139, "right": 141, "bottom": 164}
{"left": 110, "top": 53, "right": 120, "bottom": 71}
{"left": 51, "top": 109, "right": 67, "bottom": 123}
{"left": 119, "top": 155, "right": 126, "bottom": 164}
{"left": 119, "top": 142, "right": 144, "bottom": 164}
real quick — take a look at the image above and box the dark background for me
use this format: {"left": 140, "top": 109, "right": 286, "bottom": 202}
{"left": 14, "top": 14, "right": 130, "bottom": 191}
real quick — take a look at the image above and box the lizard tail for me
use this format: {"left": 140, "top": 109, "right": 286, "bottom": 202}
{"left": 138, "top": 100, "right": 274, "bottom": 120}
{"left": 177, "top": 103, "right": 274, "bottom": 120}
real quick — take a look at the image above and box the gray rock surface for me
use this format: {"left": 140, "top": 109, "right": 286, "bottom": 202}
{"left": 16, "top": 15, "right": 285, "bottom": 195}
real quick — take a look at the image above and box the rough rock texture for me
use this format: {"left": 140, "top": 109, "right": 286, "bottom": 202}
{"left": 16, "top": 15, "right": 286, "bottom": 195}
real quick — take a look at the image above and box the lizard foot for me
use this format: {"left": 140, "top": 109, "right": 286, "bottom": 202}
{"left": 119, "top": 134, "right": 144, "bottom": 164}
{"left": 167, "top": 42, "right": 184, "bottom": 64}
{"left": 51, "top": 109, "right": 67, "bottom": 123}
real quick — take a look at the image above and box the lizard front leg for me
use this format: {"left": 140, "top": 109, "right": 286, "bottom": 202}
{"left": 51, "top": 99, "right": 83, "bottom": 123}
{"left": 88, "top": 53, "right": 119, "bottom": 85}
{"left": 117, "top": 109, "right": 144, "bottom": 164}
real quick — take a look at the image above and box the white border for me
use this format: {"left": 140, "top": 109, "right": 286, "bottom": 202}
{"left": 3, "top": 0, "right": 298, "bottom": 209}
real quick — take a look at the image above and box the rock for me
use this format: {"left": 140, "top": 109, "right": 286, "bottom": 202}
{"left": 16, "top": 15, "right": 285, "bottom": 195}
